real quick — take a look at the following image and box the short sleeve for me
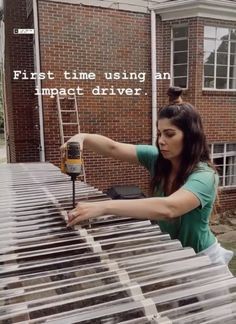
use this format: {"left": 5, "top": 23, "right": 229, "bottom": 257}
{"left": 182, "top": 169, "right": 219, "bottom": 208}
{"left": 136, "top": 145, "right": 158, "bottom": 176}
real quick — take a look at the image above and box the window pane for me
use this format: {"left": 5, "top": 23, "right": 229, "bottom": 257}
{"left": 230, "top": 66, "right": 236, "bottom": 78}
{"left": 216, "top": 78, "right": 227, "bottom": 89}
{"left": 204, "top": 52, "right": 215, "bottom": 64}
{"left": 173, "top": 27, "right": 188, "bottom": 38}
{"left": 173, "top": 64, "right": 187, "bottom": 77}
{"left": 204, "top": 64, "right": 214, "bottom": 76}
{"left": 230, "top": 42, "right": 236, "bottom": 55}
{"left": 219, "top": 177, "right": 224, "bottom": 186}
{"left": 226, "top": 162, "right": 236, "bottom": 168}
{"left": 226, "top": 156, "right": 236, "bottom": 163}
{"left": 204, "top": 77, "right": 214, "bottom": 88}
{"left": 230, "top": 54, "right": 236, "bottom": 65}
{"left": 226, "top": 157, "right": 236, "bottom": 169}
{"left": 173, "top": 77, "right": 187, "bottom": 88}
{"left": 204, "top": 39, "right": 216, "bottom": 52}
{"left": 230, "top": 29, "right": 236, "bottom": 40}
{"left": 216, "top": 40, "right": 229, "bottom": 53}
{"left": 225, "top": 175, "right": 236, "bottom": 186}
{"left": 227, "top": 143, "right": 236, "bottom": 151}
{"left": 217, "top": 53, "right": 228, "bottom": 65}
{"left": 214, "top": 144, "right": 224, "bottom": 153}
{"left": 204, "top": 26, "right": 216, "bottom": 38}
{"left": 214, "top": 157, "right": 224, "bottom": 174}
{"left": 229, "top": 78, "right": 236, "bottom": 89}
{"left": 217, "top": 28, "right": 229, "bottom": 40}
{"left": 174, "top": 40, "right": 188, "bottom": 51}
{"left": 226, "top": 166, "right": 236, "bottom": 175}
{"left": 216, "top": 65, "right": 227, "bottom": 77}
{"left": 174, "top": 52, "right": 187, "bottom": 64}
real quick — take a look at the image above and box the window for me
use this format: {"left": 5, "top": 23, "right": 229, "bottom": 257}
{"left": 204, "top": 26, "right": 236, "bottom": 90}
{"left": 210, "top": 143, "right": 236, "bottom": 187}
{"left": 171, "top": 26, "right": 188, "bottom": 88}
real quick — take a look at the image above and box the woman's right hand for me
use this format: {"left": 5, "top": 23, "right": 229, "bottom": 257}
{"left": 60, "top": 133, "right": 86, "bottom": 152}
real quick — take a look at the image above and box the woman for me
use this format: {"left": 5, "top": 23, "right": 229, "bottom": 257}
{"left": 64, "top": 103, "right": 233, "bottom": 266}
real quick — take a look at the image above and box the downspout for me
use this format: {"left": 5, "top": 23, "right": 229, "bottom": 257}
{"left": 151, "top": 10, "right": 157, "bottom": 146}
{"left": 33, "top": 0, "right": 45, "bottom": 162}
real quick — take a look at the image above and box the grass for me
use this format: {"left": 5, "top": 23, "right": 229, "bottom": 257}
{"left": 0, "top": 133, "right": 5, "bottom": 145}
{"left": 0, "top": 133, "right": 6, "bottom": 163}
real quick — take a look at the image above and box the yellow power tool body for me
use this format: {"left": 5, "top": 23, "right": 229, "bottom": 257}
{"left": 61, "top": 142, "right": 83, "bottom": 208}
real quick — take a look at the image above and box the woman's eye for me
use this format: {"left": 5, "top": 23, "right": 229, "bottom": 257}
{"left": 166, "top": 133, "right": 175, "bottom": 138}
{"left": 157, "top": 132, "right": 175, "bottom": 138}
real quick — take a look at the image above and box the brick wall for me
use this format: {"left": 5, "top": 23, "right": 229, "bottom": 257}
{"left": 38, "top": 0, "right": 152, "bottom": 194}
{"left": 4, "top": 0, "right": 40, "bottom": 162}
{"left": 220, "top": 188, "right": 236, "bottom": 212}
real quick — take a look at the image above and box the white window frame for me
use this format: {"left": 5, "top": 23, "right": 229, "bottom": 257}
{"left": 171, "top": 25, "right": 189, "bottom": 89}
{"left": 210, "top": 143, "right": 236, "bottom": 188}
{"left": 203, "top": 26, "right": 236, "bottom": 91}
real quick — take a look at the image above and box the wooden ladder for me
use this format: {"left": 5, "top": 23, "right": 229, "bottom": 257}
{"left": 56, "top": 93, "right": 86, "bottom": 183}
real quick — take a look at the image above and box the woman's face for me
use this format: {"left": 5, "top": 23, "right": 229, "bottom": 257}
{"left": 157, "top": 118, "right": 184, "bottom": 163}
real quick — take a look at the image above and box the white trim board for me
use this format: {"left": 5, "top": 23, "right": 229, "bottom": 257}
{"left": 152, "top": 0, "right": 236, "bottom": 21}
{"left": 42, "top": 0, "right": 151, "bottom": 13}
{"left": 43, "top": 0, "right": 236, "bottom": 21}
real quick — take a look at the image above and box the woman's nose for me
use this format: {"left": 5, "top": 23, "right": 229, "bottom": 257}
{"left": 158, "top": 135, "right": 165, "bottom": 145}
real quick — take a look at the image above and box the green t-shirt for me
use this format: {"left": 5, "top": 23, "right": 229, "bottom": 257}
{"left": 136, "top": 144, "right": 218, "bottom": 253}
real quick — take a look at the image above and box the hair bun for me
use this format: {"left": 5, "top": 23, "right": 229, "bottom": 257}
{"left": 167, "top": 86, "right": 183, "bottom": 97}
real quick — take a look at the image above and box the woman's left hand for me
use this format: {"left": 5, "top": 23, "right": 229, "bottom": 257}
{"left": 67, "top": 201, "right": 106, "bottom": 227}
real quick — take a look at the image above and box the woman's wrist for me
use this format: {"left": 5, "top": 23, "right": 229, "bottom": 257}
{"left": 102, "top": 200, "right": 113, "bottom": 216}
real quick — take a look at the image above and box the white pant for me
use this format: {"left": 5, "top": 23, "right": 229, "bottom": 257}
{"left": 197, "top": 240, "right": 234, "bottom": 265}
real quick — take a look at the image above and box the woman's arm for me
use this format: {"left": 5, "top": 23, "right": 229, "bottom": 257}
{"left": 67, "top": 188, "right": 200, "bottom": 226}
{"left": 64, "top": 133, "right": 139, "bottom": 164}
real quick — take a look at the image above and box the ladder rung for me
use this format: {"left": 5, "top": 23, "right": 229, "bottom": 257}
{"left": 62, "top": 122, "right": 78, "bottom": 125}
{"left": 60, "top": 110, "right": 77, "bottom": 113}
{"left": 58, "top": 96, "right": 75, "bottom": 100}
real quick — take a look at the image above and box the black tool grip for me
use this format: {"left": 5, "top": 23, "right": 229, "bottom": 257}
{"left": 67, "top": 142, "right": 80, "bottom": 159}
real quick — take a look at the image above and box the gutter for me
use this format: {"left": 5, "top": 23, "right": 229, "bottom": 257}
{"left": 33, "top": 0, "right": 45, "bottom": 162}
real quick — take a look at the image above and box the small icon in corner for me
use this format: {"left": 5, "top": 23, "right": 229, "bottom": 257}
{"left": 13, "top": 29, "right": 35, "bottom": 34}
